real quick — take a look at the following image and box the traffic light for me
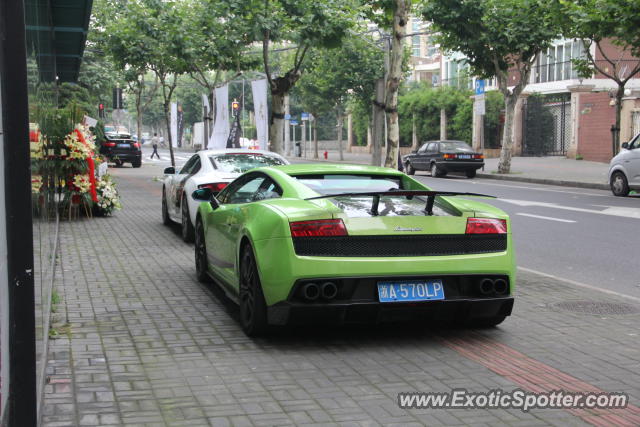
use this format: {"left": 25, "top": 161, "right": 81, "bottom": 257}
{"left": 112, "top": 87, "right": 123, "bottom": 110}
{"left": 98, "top": 103, "right": 105, "bottom": 119}
{"left": 231, "top": 100, "right": 240, "bottom": 116}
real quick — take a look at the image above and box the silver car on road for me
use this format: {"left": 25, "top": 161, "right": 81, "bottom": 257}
{"left": 609, "top": 133, "right": 640, "bottom": 196}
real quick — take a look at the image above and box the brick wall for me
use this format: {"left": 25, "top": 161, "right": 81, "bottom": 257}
{"left": 577, "top": 92, "right": 615, "bottom": 162}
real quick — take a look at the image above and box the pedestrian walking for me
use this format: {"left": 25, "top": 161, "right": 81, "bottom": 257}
{"left": 150, "top": 133, "right": 160, "bottom": 159}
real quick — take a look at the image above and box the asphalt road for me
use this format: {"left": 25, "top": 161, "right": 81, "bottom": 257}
{"left": 410, "top": 171, "right": 640, "bottom": 299}
{"left": 140, "top": 147, "right": 640, "bottom": 298}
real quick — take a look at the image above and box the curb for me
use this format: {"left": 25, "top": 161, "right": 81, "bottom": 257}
{"left": 475, "top": 172, "right": 609, "bottom": 191}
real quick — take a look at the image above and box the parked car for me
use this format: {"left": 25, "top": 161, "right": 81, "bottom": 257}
{"left": 99, "top": 133, "right": 141, "bottom": 168}
{"left": 192, "top": 163, "right": 515, "bottom": 336}
{"left": 162, "top": 149, "right": 289, "bottom": 242}
{"left": 403, "top": 140, "right": 484, "bottom": 178}
{"left": 609, "top": 133, "right": 640, "bottom": 196}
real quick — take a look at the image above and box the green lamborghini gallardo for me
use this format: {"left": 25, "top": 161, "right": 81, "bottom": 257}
{"left": 192, "top": 164, "right": 515, "bottom": 336}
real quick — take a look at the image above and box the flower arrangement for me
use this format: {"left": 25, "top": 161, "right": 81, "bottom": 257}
{"left": 31, "top": 175, "right": 43, "bottom": 193}
{"left": 94, "top": 174, "right": 121, "bottom": 215}
{"left": 72, "top": 174, "right": 92, "bottom": 194}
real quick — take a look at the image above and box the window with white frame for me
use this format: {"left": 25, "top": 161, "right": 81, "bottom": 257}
{"left": 534, "top": 40, "right": 587, "bottom": 83}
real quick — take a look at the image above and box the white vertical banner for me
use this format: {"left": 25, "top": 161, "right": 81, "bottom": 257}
{"left": 251, "top": 79, "right": 268, "bottom": 150}
{"left": 202, "top": 94, "right": 210, "bottom": 116}
{"left": 210, "top": 84, "right": 229, "bottom": 149}
{"left": 170, "top": 102, "right": 178, "bottom": 148}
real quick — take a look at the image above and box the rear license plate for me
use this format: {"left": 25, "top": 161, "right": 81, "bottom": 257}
{"left": 458, "top": 154, "right": 471, "bottom": 159}
{"left": 117, "top": 143, "right": 130, "bottom": 148}
{"left": 377, "top": 280, "right": 445, "bottom": 303}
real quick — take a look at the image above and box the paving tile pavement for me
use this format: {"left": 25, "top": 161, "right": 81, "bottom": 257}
{"left": 42, "top": 164, "right": 640, "bottom": 426}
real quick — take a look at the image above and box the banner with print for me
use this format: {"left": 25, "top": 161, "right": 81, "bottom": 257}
{"left": 251, "top": 79, "right": 268, "bottom": 150}
{"left": 210, "top": 84, "right": 229, "bottom": 149}
{"left": 170, "top": 102, "right": 178, "bottom": 148}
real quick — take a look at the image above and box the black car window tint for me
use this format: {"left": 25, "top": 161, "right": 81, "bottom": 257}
{"left": 190, "top": 157, "right": 201, "bottom": 175}
{"left": 427, "top": 143, "right": 437, "bottom": 152}
{"left": 418, "top": 143, "right": 428, "bottom": 153}
{"left": 179, "top": 155, "right": 198, "bottom": 174}
{"left": 227, "top": 177, "right": 266, "bottom": 204}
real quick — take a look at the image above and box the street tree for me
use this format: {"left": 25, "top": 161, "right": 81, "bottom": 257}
{"left": 231, "top": 0, "right": 359, "bottom": 154}
{"left": 559, "top": 0, "right": 640, "bottom": 156}
{"left": 422, "top": 0, "right": 560, "bottom": 173}
{"left": 365, "top": 0, "right": 412, "bottom": 168}
{"left": 297, "top": 36, "right": 385, "bottom": 160}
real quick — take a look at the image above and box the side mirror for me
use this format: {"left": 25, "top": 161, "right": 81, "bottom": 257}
{"left": 621, "top": 142, "right": 629, "bottom": 149}
{"left": 164, "top": 167, "right": 175, "bottom": 175}
{"left": 192, "top": 188, "right": 212, "bottom": 201}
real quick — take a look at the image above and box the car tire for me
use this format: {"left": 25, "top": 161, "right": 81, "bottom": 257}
{"left": 114, "top": 159, "right": 123, "bottom": 167}
{"left": 162, "top": 188, "right": 172, "bottom": 226}
{"left": 195, "top": 216, "right": 212, "bottom": 283}
{"left": 132, "top": 159, "right": 142, "bottom": 168}
{"left": 239, "top": 245, "right": 268, "bottom": 337}
{"left": 181, "top": 195, "right": 195, "bottom": 243}
{"left": 431, "top": 162, "right": 445, "bottom": 177}
{"left": 610, "top": 171, "right": 630, "bottom": 197}
{"left": 465, "top": 170, "right": 477, "bottom": 178}
{"left": 405, "top": 161, "right": 415, "bottom": 175}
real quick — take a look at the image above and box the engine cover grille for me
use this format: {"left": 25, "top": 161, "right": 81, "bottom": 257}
{"left": 293, "top": 234, "right": 507, "bottom": 257}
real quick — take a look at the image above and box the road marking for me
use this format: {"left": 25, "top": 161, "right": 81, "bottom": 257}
{"left": 516, "top": 213, "right": 576, "bottom": 223}
{"left": 518, "top": 266, "right": 640, "bottom": 303}
{"left": 501, "top": 198, "right": 640, "bottom": 219}
{"left": 431, "top": 178, "right": 611, "bottom": 197}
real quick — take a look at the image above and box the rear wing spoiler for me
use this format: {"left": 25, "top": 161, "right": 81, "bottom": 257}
{"left": 305, "top": 190, "right": 496, "bottom": 216}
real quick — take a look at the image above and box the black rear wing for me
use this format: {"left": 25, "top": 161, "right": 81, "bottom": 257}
{"left": 305, "top": 190, "right": 495, "bottom": 216}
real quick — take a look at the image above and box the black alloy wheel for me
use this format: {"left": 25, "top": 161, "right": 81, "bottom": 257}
{"left": 239, "top": 246, "right": 268, "bottom": 337}
{"left": 162, "top": 188, "right": 171, "bottom": 225}
{"left": 610, "top": 171, "right": 630, "bottom": 197}
{"left": 195, "top": 217, "right": 212, "bottom": 283}
{"left": 181, "top": 195, "right": 195, "bottom": 242}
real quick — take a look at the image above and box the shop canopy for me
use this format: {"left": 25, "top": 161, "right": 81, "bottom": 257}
{"left": 25, "top": 0, "right": 93, "bottom": 83}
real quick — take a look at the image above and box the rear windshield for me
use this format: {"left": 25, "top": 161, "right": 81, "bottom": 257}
{"left": 293, "top": 174, "right": 401, "bottom": 195}
{"left": 440, "top": 142, "right": 473, "bottom": 152}
{"left": 209, "top": 153, "right": 286, "bottom": 173}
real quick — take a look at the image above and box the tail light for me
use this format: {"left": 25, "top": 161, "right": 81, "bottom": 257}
{"left": 443, "top": 154, "right": 457, "bottom": 159}
{"left": 133, "top": 142, "right": 141, "bottom": 148}
{"left": 466, "top": 218, "right": 507, "bottom": 234}
{"left": 474, "top": 154, "right": 484, "bottom": 159}
{"left": 198, "top": 182, "right": 228, "bottom": 192}
{"left": 290, "top": 219, "right": 348, "bottom": 237}
{"left": 103, "top": 142, "right": 116, "bottom": 147}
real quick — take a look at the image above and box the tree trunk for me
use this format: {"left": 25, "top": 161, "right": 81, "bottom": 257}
{"left": 163, "top": 102, "right": 175, "bottom": 167}
{"left": 614, "top": 85, "right": 624, "bottom": 156}
{"left": 269, "top": 92, "right": 285, "bottom": 154}
{"left": 497, "top": 95, "right": 518, "bottom": 174}
{"left": 372, "top": 79, "right": 385, "bottom": 166}
{"left": 337, "top": 113, "right": 344, "bottom": 161}
{"left": 411, "top": 113, "right": 418, "bottom": 151}
{"left": 284, "top": 94, "right": 291, "bottom": 156}
{"left": 383, "top": 0, "right": 409, "bottom": 169}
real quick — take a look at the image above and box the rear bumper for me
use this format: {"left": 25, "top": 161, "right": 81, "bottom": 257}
{"left": 267, "top": 297, "right": 514, "bottom": 325}
{"left": 436, "top": 161, "right": 484, "bottom": 172}
{"left": 108, "top": 152, "right": 141, "bottom": 162}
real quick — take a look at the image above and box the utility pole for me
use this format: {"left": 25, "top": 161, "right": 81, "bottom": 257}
{"left": 284, "top": 95, "right": 290, "bottom": 155}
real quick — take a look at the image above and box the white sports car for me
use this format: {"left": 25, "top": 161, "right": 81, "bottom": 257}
{"left": 161, "top": 149, "right": 289, "bottom": 242}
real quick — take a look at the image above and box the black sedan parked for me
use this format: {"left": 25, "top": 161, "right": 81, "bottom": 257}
{"left": 403, "top": 140, "right": 484, "bottom": 178}
{"left": 100, "top": 133, "right": 142, "bottom": 168}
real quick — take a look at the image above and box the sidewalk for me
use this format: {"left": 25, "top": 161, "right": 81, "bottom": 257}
{"left": 41, "top": 165, "right": 640, "bottom": 426}
{"left": 290, "top": 150, "right": 611, "bottom": 190}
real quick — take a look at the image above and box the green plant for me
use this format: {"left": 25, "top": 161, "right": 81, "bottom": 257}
{"left": 575, "top": 154, "right": 584, "bottom": 160}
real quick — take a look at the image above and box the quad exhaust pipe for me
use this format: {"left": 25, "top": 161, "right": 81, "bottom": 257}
{"left": 302, "top": 282, "right": 320, "bottom": 301}
{"left": 301, "top": 281, "right": 339, "bottom": 301}
{"left": 478, "top": 278, "right": 509, "bottom": 296}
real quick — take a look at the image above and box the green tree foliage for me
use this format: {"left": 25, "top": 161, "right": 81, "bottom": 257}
{"left": 422, "top": 0, "right": 560, "bottom": 173}
{"left": 230, "top": 0, "right": 360, "bottom": 154}
{"left": 559, "top": 0, "right": 640, "bottom": 156}
{"left": 297, "top": 35, "right": 385, "bottom": 158}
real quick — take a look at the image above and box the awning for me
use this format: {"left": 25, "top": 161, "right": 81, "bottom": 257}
{"left": 25, "top": 0, "right": 93, "bottom": 82}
